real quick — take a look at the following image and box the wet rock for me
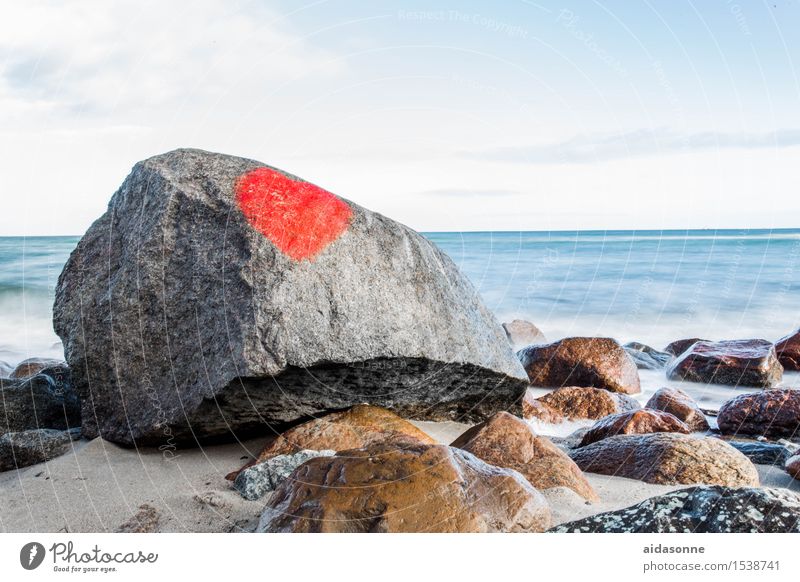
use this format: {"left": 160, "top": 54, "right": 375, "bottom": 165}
{"left": 578, "top": 409, "right": 690, "bottom": 447}
{"left": 53, "top": 149, "right": 528, "bottom": 446}
{"left": 551, "top": 486, "right": 800, "bottom": 532}
{"left": 234, "top": 449, "right": 335, "bottom": 500}
{"left": 725, "top": 441, "right": 792, "bottom": 465}
{"left": 450, "top": 411, "right": 597, "bottom": 501}
{"left": 664, "top": 338, "right": 706, "bottom": 357}
{"left": 775, "top": 329, "right": 800, "bottom": 371}
{"left": 666, "top": 339, "right": 783, "bottom": 388}
{"left": 0, "top": 428, "right": 81, "bottom": 471}
{"left": 522, "top": 386, "right": 640, "bottom": 423}
{"left": 623, "top": 342, "right": 671, "bottom": 370}
{"left": 0, "top": 372, "right": 81, "bottom": 434}
{"left": 787, "top": 455, "right": 800, "bottom": 480}
{"left": 502, "top": 319, "right": 546, "bottom": 349}
{"left": 645, "top": 387, "right": 710, "bottom": 432}
{"left": 570, "top": 433, "right": 759, "bottom": 487}
{"left": 9, "top": 358, "right": 66, "bottom": 379}
{"left": 519, "top": 337, "right": 640, "bottom": 394}
{"left": 717, "top": 389, "right": 800, "bottom": 438}
{"left": 257, "top": 443, "right": 552, "bottom": 533}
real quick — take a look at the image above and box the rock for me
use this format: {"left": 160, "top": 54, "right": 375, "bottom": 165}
{"left": 645, "top": 387, "right": 710, "bottom": 432}
{"left": 257, "top": 443, "right": 552, "bottom": 532}
{"left": 787, "top": 455, "right": 800, "bottom": 479}
{"left": 0, "top": 428, "right": 81, "bottom": 471}
{"left": 234, "top": 449, "right": 335, "bottom": 500}
{"left": 522, "top": 386, "right": 640, "bottom": 423}
{"left": 0, "top": 372, "right": 81, "bottom": 434}
{"left": 579, "top": 410, "right": 690, "bottom": 447}
{"left": 9, "top": 357, "right": 65, "bottom": 379}
{"left": 664, "top": 338, "right": 706, "bottom": 357}
{"left": 666, "top": 339, "right": 783, "bottom": 388}
{"left": 116, "top": 504, "right": 161, "bottom": 533}
{"left": 717, "top": 389, "right": 800, "bottom": 438}
{"left": 450, "top": 411, "right": 597, "bottom": 501}
{"left": 623, "top": 342, "right": 671, "bottom": 370}
{"left": 53, "top": 149, "right": 528, "bottom": 446}
{"left": 725, "top": 441, "right": 792, "bottom": 465}
{"left": 775, "top": 329, "right": 800, "bottom": 371}
{"left": 570, "top": 433, "right": 759, "bottom": 487}
{"left": 502, "top": 319, "right": 546, "bottom": 349}
{"left": 518, "top": 337, "right": 640, "bottom": 394}
{"left": 227, "top": 405, "right": 436, "bottom": 479}
{"left": 551, "top": 486, "right": 800, "bottom": 533}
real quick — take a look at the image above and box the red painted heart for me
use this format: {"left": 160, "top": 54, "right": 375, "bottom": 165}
{"left": 235, "top": 167, "right": 353, "bottom": 261}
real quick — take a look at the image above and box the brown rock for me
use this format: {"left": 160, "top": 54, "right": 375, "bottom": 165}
{"left": 258, "top": 443, "right": 553, "bottom": 532}
{"left": 9, "top": 358, "right": 65, "bottom": 379}
{"left": 451, "top": 411, "right": 598, "bottom": 501}
{"left": 579, "top": 409, "right": 690, "bottom": 447}
{"left": 523, "top": 386, "right": 640, "bottom": 422}
{"left": 664, "top": 338, "right": 706, "bottom": 357}
{"left": 227, "top": 404, "right": 435, "bottom": 480}
{"left": 518, "top": 337, "right": 640, "bottom": 394}
{"left": 667, "top": 339, "right": 783, "bottom": 388}
{"left": 645, "top": 387, "right": 710, "bottom": 432}
{"left": 775, "top": 330, "right": 800, "bottom": 371}
{"left": 570, "top": 433, "right": 759, "bottom": 487}
{"left": 116, "top": 503, "right": 160, "bottom": 533}
{"left": 502, "top": 319, "right": 546, "bottom": 349}
{"left": 717, "top": 389, "right": 800, "bottom": 438}
{"left": 787, "top": 455, "right": 800, "bottom": 480}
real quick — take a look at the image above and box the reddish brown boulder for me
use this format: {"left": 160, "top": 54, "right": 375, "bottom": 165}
{"left": 450, "top": 411, "right": 597, "bottom": 501}
{"left": 502, "top": 319, "right": 546, "bottom": 349}
{"left": 666, "top": 339, "right": 783, "bottom": 388}
{"left": 519, "top": 337, "right": 640, "bottom": 394}
{"left": 717, "top": 389, "right": 800, "bottom": 438}
{"left": 579, "top": 409, "right": 690, "bottom": 447}
{"left": 775, "top": 330, "right": 800, "bottom": 371}
{"left": 787, "top": 455, "right": 800, "bottom": 480}
{"left": 523, "top": 386, "right": 640, "bottom": 423}
{"left": 257, "top": 443, "right": 553, "bottom": 532}
{"left": 227, "top": 405, "right": 435, "bottom": 479}
{"left": 664, "top": 338, "right": 706, "bottom": 357}
{"left": 645, "top": 387, "right": 710, "bottom": 432}
{"left": 570, "top": 433, "right": 759, "bottom": 487}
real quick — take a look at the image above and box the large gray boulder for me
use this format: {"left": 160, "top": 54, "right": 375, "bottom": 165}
{"left": 54, "top": 149, "right": 528, "bottom": 446}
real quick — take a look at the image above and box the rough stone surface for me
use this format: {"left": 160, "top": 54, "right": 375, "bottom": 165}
{"left": 645, "top": 387, "right": 710, "bottom": 432}
{"left": 578, "top": 409, "right": 690, "bottom": 447}
{"left": 0, "top": 428, "right": 81, "bottom": 472}
{"left": 523, "top": 386, "right": 640, "bottom": 423}
{"left": 787, "top": 455, "right": 800, "bottom": 480}
{"left": 570, "top": 433, "right": 759, "bottom": 487}
{"left": 664, "top": 338, "right": 706, "bottom": 357}
{"left": 0, "top": 371, "right": 81, "bottom": 435}
{"left": 502, "top": 319, "right": 546, "bottom": 349}
{"left": 257, "top": 443, "right": 552, "bottom": 533}
{"left": 666, "top": 339, "right": 783, "bottom": 388}
{"left": 53, "top": 149, "right": 528, "bottom": 446}
{"left": 775, "top": 330, "right": 800, "bottom": 371}
{"left": 9, "top": 358, "right": 65, "bottom": 379}
{"left": 450, "top": 411, "right": 597, "bottom": 501}
{"left": 551, "top": 486, "right": 800, "bottom": 533}
{"left": 725, "top": 441, "right": 792, "bottom": 465}
{"left": 233, "top": 449, "right": 335, "bottom": 500}
{"left": 623, "top": 342, "right": 671, "bottom": 370}
{"left": 116, "top": 504, "right": 161, "bottom": 533}
{"left": 519, "top": 337, "right": 640, "bottom": 394}
{"left": 717, "top": 389, "right": 800, "bottom": 438}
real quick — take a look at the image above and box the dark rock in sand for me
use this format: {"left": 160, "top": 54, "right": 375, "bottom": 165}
{"left": 578, "top": 409, "right": 690, "bottom": 447}
{"left": 0, "top": 372, "right": 80, "bottom": 434}
{"left": 623, "top": 342, "right": 671, "bottom": 370}
{"left": 775, "top": 329, "right": 800, "bottom": 371}
{"left": 234, "top": 449, "right": 335, "bottom": 500}
{"left": 725, "top": 441, "right": 792, "bottom": 465}
{"left": 787, "top": 455, "right": 800, "bottom": 480}
{"left": 53, "top": 149, "right": 528, "bottom": 446}
{"left": 523, "top": 386, "right": 640, "bottom": 423}
{"left": 666, "top": 339, "right": 783, "bottom": 388}
{"left": 502, "top": 319, "right": 546, "bottom": 349}
{"left": 9, "top": 357, "right": 66, "bottom": 379}
{"left": 551, "top": 486, "right": 800, "bottom": 533}
{"left": 664, "top": 338, "right": 706, "bottom": 357}
{"left": 450, "top": 411, "right": 598, "bottom": 501}
{"left": 645, "top": 387, "right": 710, "bottom": 432}
{"left": 717, "top": 389, "right": 800, "bottom": 438}
{"left": 518, "top": 337, "right": 640, "bottom": 395}
{"left": 0, "top": 428, "right": 81, "bottom": 471}
{"left": 570, "top": 433, "right": 759, "bottom": 487}
{"left": 257, "top": 443, "right": 552, "bottom": 533}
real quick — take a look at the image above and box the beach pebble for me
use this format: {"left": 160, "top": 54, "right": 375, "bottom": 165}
{"left": 666, "top": 339, "right": 783, "bottom": 388}
{"left": 0, "top": 427, "right": 81, "bottom": 472}
{"left": 550, "top": 486, "right": 800, "bottom": 532}
{"left": 645, "top": 387, "right": 710, "bottom": 432}
{"left": 523, "top": 385, "right": 640, "bottom": 423}
{"left": 0, "top": 370, "right": 81, "bottom": 435}
{"left": 234, "top": 449, "right": 335, "bottom": 500}
{"left": 717, "top": 389, "right": 800, "bottom": 438}
{"left": 570, "top": 433, "right": 759, "bottom": 487}
{"left": 623, "top": 342, "right": 672, "bottom": 370}
{"left": 578, "top": 409, "right": 690, "bottom": 447}
{"left": 258, "top": 443, "right": 552, "bottom": 533}
{"left": 775, "top": 328, "right": 800, "bottom": 371}
{"left": 502, "top": 319, "right": 546, "bottom": 349}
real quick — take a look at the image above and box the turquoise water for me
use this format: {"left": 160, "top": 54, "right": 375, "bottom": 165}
{"left": 1, "top": 230, "right": 799, "bottom": 371}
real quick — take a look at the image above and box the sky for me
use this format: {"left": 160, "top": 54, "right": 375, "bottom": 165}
{"left": 1, "top": 0, "right": 799, "bottom": 235}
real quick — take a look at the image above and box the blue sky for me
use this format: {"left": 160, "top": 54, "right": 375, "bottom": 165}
{"left": 1, "top": 0, "right": 798, "bottom": 234}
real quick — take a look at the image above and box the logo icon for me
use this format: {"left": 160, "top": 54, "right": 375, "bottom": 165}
{"left": 20, "top": 542, "right": 46, "bottom": 570}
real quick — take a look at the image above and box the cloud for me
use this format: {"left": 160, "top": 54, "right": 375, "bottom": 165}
{"left": 465, "top": 128, "right": 800, "bottom": 164}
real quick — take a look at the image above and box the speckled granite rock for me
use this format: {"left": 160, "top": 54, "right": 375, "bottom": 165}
{"left": 0, "top": 428, "right": 81, "bottom": 471}
{"left": 725, "top": 441, "right": 792, "bottom": 465}
{"left": 578, "top": 409, "right": 690, "bottom": 447}
{"left": 645, "top": 387, "right": 709, "bottom": 432}
{"left": 523, "top": 386, "right": 640, "bottom": 423}
{"left": 717, "top": 389, "right": 800, "bottom": 438}
{"left": 502, "top": 319, "right": 546, "bottom": 349}
{"left": 0, "top": 369, "right": 80, "bottom": 434}
{"left": 233, "top": 449, "right": 335, "bottom": 500}
{"left": 623, "top": 342, "right": 671, "bottom": 370}
{"left": 664, "top": 338, "right": 706, "bottom": 357}
{"left": 666, "top": 339, "right": 783, "bottom": 388}
{"left": 775, "top": 329, "right": 800, "bottom": 371}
